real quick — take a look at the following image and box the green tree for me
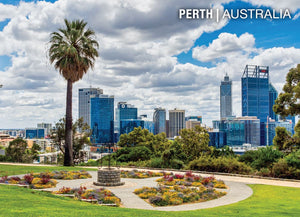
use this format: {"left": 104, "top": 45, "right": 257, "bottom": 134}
{"left": 273, "top": 127, "right": 292, "bottom": 151}
{"left": 49, "top": 19, "right": 99, "bottom": 166}
{"left": 51, "top": 117, "right": 92, "bottom": 164}
{"left": 175, "top": 125, "right": 210, "bottom": 161}
{"left": 31, "top": 143, "right": 41, "bottom": 161}
{"left": 6, "top": 138, "right": 28, "bottom": 162}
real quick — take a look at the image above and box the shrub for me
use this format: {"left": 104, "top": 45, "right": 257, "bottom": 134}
{"left": 285, "top": 150, "right": 300, "bottom": 169}
{"left": 187, "top": 156, "right": 252, "bottom": 174}
{"left": 170, "top": 159, "right": 184, "bottom": 169}
{"left": 272, "top": 158, "right": 290, "bottom": 178}
{"left": 239, "top": 147, "right": 283, "bottom": 170}
{"left": 148, "top": 157, "right": 164, "bottom": 168}
{"left": 128, "top": 146, "right": 152, "bottom": 161}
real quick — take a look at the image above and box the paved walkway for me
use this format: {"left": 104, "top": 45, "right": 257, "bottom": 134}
{"left": 118, "top": 167, "right": 300, "bottom": 188}
{"left": 41, "top": 171, "right": 253, "bottom": 211}
{"left": 3, "top": 163, "right": 300, "bottom": 210}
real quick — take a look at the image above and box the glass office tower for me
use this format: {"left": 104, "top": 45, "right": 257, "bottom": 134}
{"left": 90, "top": 94, "right": 114, "bottom": 144}
{"left": 242, "top": 65, "right": 269, "bottom": 123}
{"left": 78, "top": 87, "right": 103, "bottom": 126}
{"left": 269, "top": 83, "right": 278, "bottom": 121}
{"left": 153, "top": 108, "right": 166, "bottom": 135}
{"left": 115, "top": 102, "right": 138, "bottom": 140}
{"left": 220, "top": 74, "right": 232, "bottom": 119}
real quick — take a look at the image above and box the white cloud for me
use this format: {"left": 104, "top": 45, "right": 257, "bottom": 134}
{"left": 0, "top": 0, "right": 229, "bottom": 128}
{"left": 0, "top": 0, "right": 299, "bottom": 128}
{"left": 192, "top": 32, "right": 256, "bottom": 62}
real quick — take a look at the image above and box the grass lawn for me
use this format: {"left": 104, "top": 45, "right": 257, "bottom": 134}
{"left": 0, "top": 164, "right": 97, "bottom": 176}
{"left": 0, "top": 164, "right": 299, "bottom": 217}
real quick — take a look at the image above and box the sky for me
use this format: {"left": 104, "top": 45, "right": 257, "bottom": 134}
{"left": 0, "top": 0, "right": 300, "bottom": 129}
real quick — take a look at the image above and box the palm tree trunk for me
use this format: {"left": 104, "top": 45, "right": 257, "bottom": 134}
{"left": 64, "top": 79, "right": 74, "bottom": 166}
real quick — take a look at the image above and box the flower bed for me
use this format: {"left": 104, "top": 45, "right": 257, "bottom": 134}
{"left": 32, "top": 170, "right": 92, "bottom": 180}
{"left": 156, "top": 172, "right": 227, "bottom": 189}
{"left": 0, "top": 174, "right": 57, "bottom": 189}
{"left": 120, "top": 169, "right": 172, "bottom": 179}
{"left": 134, "top": 172, "right": 227, "bottom": 206}
{"left": 53, "top": 186, "right": 121, "bottom": 206}
{"left": 0, "top": 170, "right": 91, "bottom": 189}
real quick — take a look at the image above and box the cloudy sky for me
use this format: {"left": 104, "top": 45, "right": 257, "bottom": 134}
{"left": 0, "top": 0, "right": 300, "bottom": 129}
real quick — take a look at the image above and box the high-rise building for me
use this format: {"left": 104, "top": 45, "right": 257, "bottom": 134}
{"left": 90, "top": 94, "right": 114, "bottom": 144}
{"left": 37, "top": 123, "right": 52, "bottom": 137}
{"left": 217, "top": 116, "right": 261, "bottom": 146}
{"left": 267, "top": 120, "right": 293, "bottom": 146}
{"left": 186, "top": 120, "right": 201, "bottom": 129}
{"left": 78, "top": 88, "right": 103, "bottom": 126}
{"left": 115, "top": 102, "right": 138, "bottom": 140}
{"left": 120, "top": 120, "right": 144, "bottom": 135}
{"left": 269, "top": 83, "right": 278, "bottom": 121}
{"left": 220, "top": 74, "right": 232, "bottom": 119}
{"left": 169, "top": 108, "right": 185, "bottom": 138}
{"left": 25, "top": 128, "right": 45, "bottom": 139}
{"left": 153, "top": 108, "right": 166, "bottom": 135}
{"left": 208, "top": 131, "right": 226, "bottom": 148}
{"left": 242, "top": 65, "right": 269, "bottom": 122}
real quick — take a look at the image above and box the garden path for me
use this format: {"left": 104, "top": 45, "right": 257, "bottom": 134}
{"left": 42, "top": 171, "right": 253, "bottom": 211}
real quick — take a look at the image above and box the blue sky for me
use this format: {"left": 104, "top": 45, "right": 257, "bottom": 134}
{"left": 177, "top": 1, "right": 300, "bottom": 67}
{"left": 0, "top": 0, "right": 299, "bottom": 128}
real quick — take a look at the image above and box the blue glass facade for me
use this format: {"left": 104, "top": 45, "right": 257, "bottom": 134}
{"left": 208, "top": 131, "right": 226, "bottom": 148}
{"left": 25, "top": 128, "right": 45, "bottom": 139}
{"left": 115, "top": 102, "right": 138, "bottom": 140}
{"left": 216, "top": 117, "right": 260, "bottom": 146}
{"left": 242, "top": 65, "right": 269, "bottom": 123}
{"left": 153, "top": 108, "right": 166, "bottom": 135}
{"left": 267, "top": 121, "right": 294, "bottom": 146}
{"left": 120, "top": 120, "right": 144, "bottom": 135}
{"left": 90, "top": 95, "right": 114, "bottom": 144}
{"left": 144, "top": 120, "right": 155, "bottom": 134}
{"left": 269, "top": 83, "right": 278, "bottom": 121}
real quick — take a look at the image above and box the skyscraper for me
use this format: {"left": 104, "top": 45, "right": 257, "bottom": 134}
{"left": 153, "top": 108, "right": 166, "bottom": 135}
{"left": 269, "top": 83, "right": 278, "bottom": 121}
{"left": 169, "top": 108, "right": 185, "bottom": 138}
{"left": 220, "top": 74, "right": 232, "bottom": 119}
{"left": 115, "top": 102, "right": 138, "bottom": 140}
{"left": 90, "top": 94, "right": 114, "bottom": 144}
{"left": 242, "top": 65, "right": 269, "bottom": 122}
{"left": 78, "top": 87, "right": 103, "bottom": 126}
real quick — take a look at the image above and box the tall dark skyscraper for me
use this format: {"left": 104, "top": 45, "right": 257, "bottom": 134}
{"left": 242, "top": 65, "right": 269, "bottom": 122}
{"left": 90, "top": 94, "right": 114, "bottom": 144}
{"left": 153, "top": 108, "right": 166, "bottom": 135}
{"left": 269, "top": 83, "right": 278, "bottom": 121}
{"left": 220, "top": 74, "right": 232, "bottom": 119}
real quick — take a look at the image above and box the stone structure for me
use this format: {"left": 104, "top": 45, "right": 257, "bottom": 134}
{"left": 94, "top": 168, "right": 124, "bottom": 186}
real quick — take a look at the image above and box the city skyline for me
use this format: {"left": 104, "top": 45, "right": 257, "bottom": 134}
{"left": 0, "top": 0, "right": 300, "bottom": 128}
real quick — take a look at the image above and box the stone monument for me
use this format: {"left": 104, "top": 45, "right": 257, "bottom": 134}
{"left": 93, "top": 143, "right": 124, "bottom": 186}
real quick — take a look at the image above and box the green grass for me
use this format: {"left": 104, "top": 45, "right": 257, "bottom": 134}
{"left": 0, "top": 164, "right": 300, "bottom": 216}
{"left": 0, "top": 184, "right": 299, "bottom": 217}
{"left": 0, "top": 164, "right": 97, "bottom": 176}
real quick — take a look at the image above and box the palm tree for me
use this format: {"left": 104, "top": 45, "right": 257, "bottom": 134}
{"left": 49, "top": 19, "right": 99, "bottom": 166}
